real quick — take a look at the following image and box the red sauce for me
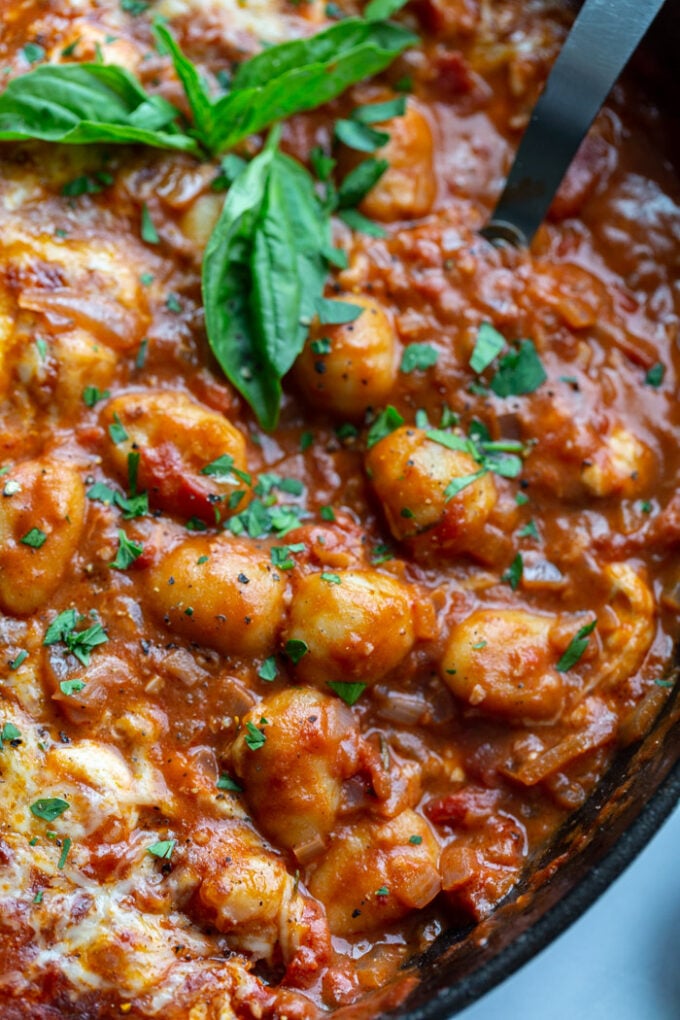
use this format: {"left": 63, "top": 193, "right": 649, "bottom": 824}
{"left": 0, "top": 2, "right": 677, "bottom": 1016}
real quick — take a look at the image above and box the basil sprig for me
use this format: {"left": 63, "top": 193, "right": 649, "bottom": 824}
{"left": 0, "top": 17, "right": 415, "bottom": 158}
{"left": 204, "top": 128, "right": 338, "bottom": 428}
{"left": 0, "top": 14, "right": 416, "bottom": 426}
{"left": 0, "top": 63, "right": 199, "bottom": 152}
{"left": 155, "top": 18, "right": 416, "bottom": 156}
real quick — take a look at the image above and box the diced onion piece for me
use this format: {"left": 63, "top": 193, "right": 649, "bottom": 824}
{"left": 293, "top": 833, "right": 327, "bottom": 865}
{"left": 18, "top": 287, "right": 145, "bottom": 350}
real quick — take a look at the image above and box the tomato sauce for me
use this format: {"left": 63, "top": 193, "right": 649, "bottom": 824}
{"left": 0, "top": 1, "right": 678, "bottom": 1017}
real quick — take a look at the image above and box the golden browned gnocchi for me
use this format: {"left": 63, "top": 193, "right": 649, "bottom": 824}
{"left": 231, "top": 688, "right": 362, "bottom": 852}
{"left": 294, "top": 295, "right": 398, "bottom": 417}
{"left": 441, "top": 609, "right": 564, "bottom": 721}
{"left": 307, "top": 809, "right": 441, "bottom": 935}
{"left": 0, "top": 458, "right": 85, "bottom": 615}
{"left": 366, "top": 425, "right": 498, "bottom": 558}
{"left": 146, "top": 535, "right": 287, "bottom": 657}
{"left": 350, "top": 102, "right": 437, "bottom": 221}
{"left": 103, "top": 390, "right": 250, "bottom": 523}
{"left": 284, "top": 568, "right": 416, "bottom": 686}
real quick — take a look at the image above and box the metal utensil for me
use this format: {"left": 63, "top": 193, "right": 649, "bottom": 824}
{"left": 481, "top": 0, "right": 667, "bottom": 248}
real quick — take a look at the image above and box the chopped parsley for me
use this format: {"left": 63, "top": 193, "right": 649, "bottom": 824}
{"left": 257, "top": 656, "right": 279, "bottom": 682}
{"left": 140, "top": 202, "right": 160, "bottom": 245}
{"left": 327, "top": 681, "right": 366, "bottom": 706}
{"left": 366, "top": 406, "right": 404, "bottom": 448}
{"left": 408, "top": 834, "right": 423, "bottom": 845}
{"left": 270, "top": 543, "right": 305, "bottom": 571}
{"left": 30, "top": 798, "right": 70, "bottom": 822}
{"left": 320, "top": 505, "right": 336, "bottom": 522}
{"left": 321, "top": 572, "right": 342, "bottom": 584}
{"left": 82, "top": 386, "right": 110, "bottom": 408}
{"left": 8, "top": 650, "right": 28, "bottom": 670}
{"left": 371, "top": 542, "right": 393, "bottom": 565}
{"left": 400, "top": 343, "right": 438, "bottom": 374}
{"left": 59, "top": 679, "right": 86, "bottom": 696}
{"left": 201, "top": 454, "right": 252, "bottom": 487}
{"left": 57, "top": 836, "right": 72, "bottom": 869}
{"left": 556, "top": 619, "right": 597, "bottom": 672}
{"left": 284, "top": 639, "right": 309, "bottom": 665}
{"left": 469, "top": 322, "right": 506, "bottom": 374}
{"left": 0, "top": 721, "right": 21, "bottom": 746}
{"left": 165, "top": 293, "right": 182, "bottom": 314}
{"left": 20, "top": 528, "right": 47, "bottom": 549}
{"left": 110, "top": 530, "right": 143, "bottom": 570}
{"left": 501, "top": 553, "right": 523, "bottom": 591}
{"left": 517, "top": 519, "right": 539, "bottom": 540}
{"left": 43, "top": 609, "right": 108, "bottom": 666}
{"left": 490, "top": 339, "right": 547, "bottom": 397}
{"left": 147, "top": 839, "right": 175, "bottom": 859}
{"left": 62, "top": 172, "right": 113, "bottom": 197}
{"left": 244, "top": 719, "right": 268, "bottom": 750}
{"left": 444, "top": 470, "right": 487, "bottom": 502}
{"left": 22, "top": 43, "right": 46, "bottom": 65}
{"left": 217, "top": 774, "right": 242, "bottom": 792}
{"left": 108, "top": 413, "right": 128, "bottom": 444}
{"left": 645, "top": 362, "right": 665, "bottom": 388}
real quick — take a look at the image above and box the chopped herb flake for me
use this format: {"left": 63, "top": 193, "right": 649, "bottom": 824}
{"left": 285, "top": 639, "right": 309, "bottom": 665}
{"left": 217, "top": 773, "right": 242, "bottom": 792}
{"left": 110, "top": 529, "right": 143, "bottom": 570}
{"left": 470, "top": 322, "right": 505, "bottom": 374}
{"left": 140, "top": 202, "right": 160, "bottom": 244}
{"left": 57, "top": 836, "right": 72, "bottom": 869}
{"left": 501, "top": 552, "right": 523, "bottom": 591}
{"left": 556, "top": 619, "right": 597, "bottom": 672}
{"left": 366, "top": 405, "right": 404, "bottom": 448}
{"left": 327, "top": 681, "right": 366, "bottom": 706}
{"left": 30, "top": 798, "right": 69, "bottom": 822}
{"left": 147, "top": 839, "right": 175, "bottom": 859}
{"left": 244, "top": 719, "right": 268, "bottom": 750}
{"left": 258, "top": 656, "right": 279, "bottom": 682}
{"left": 400, "top": 343, "right": 438, "bottom": 374}
{"left": 59, "top": 679, "right": 86, "bottom": 696}
{"left": 20, "top": 528, "right": 47, "bottom": 549}
{"left": 490, "top": 339, "right": 546, "bottom": 397}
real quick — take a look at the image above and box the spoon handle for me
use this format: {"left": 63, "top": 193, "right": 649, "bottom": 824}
{"left": 482, "top": 0, "right": 666, "bottom": 247}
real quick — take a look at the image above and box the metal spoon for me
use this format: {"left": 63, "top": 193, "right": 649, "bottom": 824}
{"left": 481, "top": 0, "right": 667, "bottom": 248}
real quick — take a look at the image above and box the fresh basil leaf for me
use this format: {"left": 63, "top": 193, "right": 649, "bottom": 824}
{"left": 364, "top": 0, "right": 410, "bottom": 19}
{"left": 310, "top": 146, "right": 336, "bottom": 182}
{"left": 338, "top": 158, "right": 388, "bottom": 208}
{"left": 203, "top": 130, "right": 282, "bottom": 429}
{"left": 352, "top": 96, "right": 406, "bottom": 124}
{"left": 334, "top": 118, "right": 390, "bottom": 152}
{"left": 153, "top": 21, "right": 214, "bottom": 148}
{"left": 261, "top": 153, "right": 331, "bottom": 375}
{"left": 490, "top": 339, "right": 547, "bottom": 397}
{"left": 207, "top": 19, "right": 417, "bottom": 154}
{"left": 0, "top": 63, "right": 199, "bottom": 153}
{"left": 338, "top": 208, "right": 387, "bottom": 237}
